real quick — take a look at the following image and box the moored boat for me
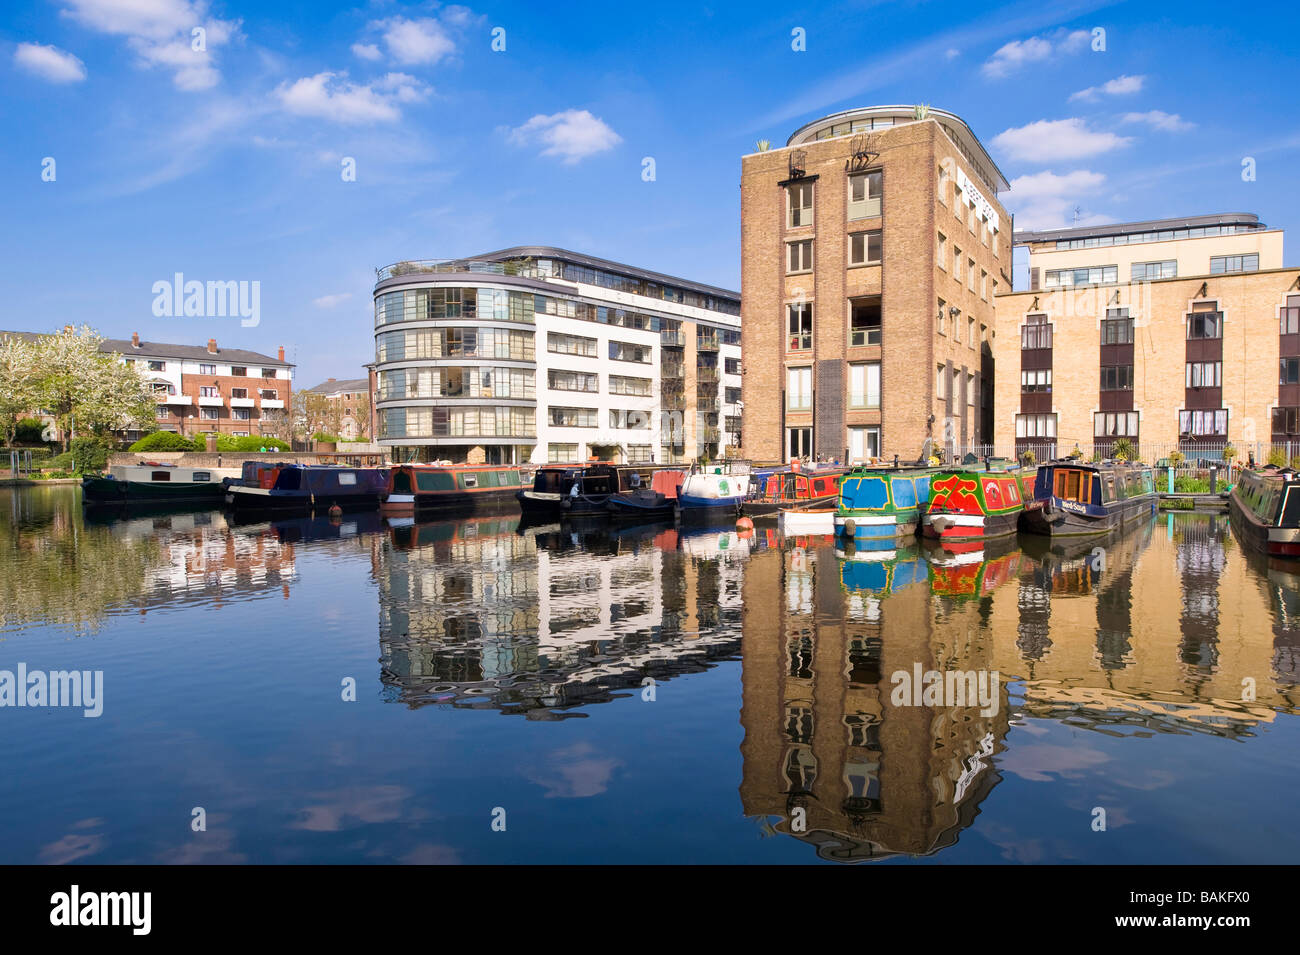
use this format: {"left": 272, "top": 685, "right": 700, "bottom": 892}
{"left": 833, "top": 466, "right": 937, "bottom": 541}
{"left": 225, "top": 462, "right": 389, "bottom": 510}
{"left": 743, "top": 465, "right": 846, "bottom": 519}
{"left": 517, "top": 463, "right": 652, "bottom": 518}
{"left": 922, "top": 468, "right": 1030, "bottom": 545}
{"left": 607, "top": 469, "right": 686, "bottom": 520}
{"left": 81, "top": 462, "right": 243, "bottom": 506}
{"left": 777, "top": 507, "right": 836, "bottom": 536}
{"left": 677, "top": 461, "right": 752, "bottom": 517}
{"left": 381, "top": 463, "right": 524, "bottom": 516}
{"left": 1228, "top": 465, "right": 1300, "bottom": 558}
{"left": 1021, "top": 459, "right": 1156, "bottom": 537}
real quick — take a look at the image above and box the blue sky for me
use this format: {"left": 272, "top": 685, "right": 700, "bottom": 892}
{"left": 3, "top": 0, "right": 1298, "bottom": 386}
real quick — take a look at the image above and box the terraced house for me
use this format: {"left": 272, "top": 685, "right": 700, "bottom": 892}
{"left": 372, "top": 247, "right": 741, "bottom": 465}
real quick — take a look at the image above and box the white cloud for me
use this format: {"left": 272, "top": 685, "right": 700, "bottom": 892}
{"left": 59, "top": 0, "right": 241, "bottom": 90}
{"left": 351, "top": 42, "right": 382, "bottom": 61}
{"left": 277, "top": 71, "right": 430, "bottom": 124}
{"left": 13, "top": 42, "right": 87, "bottom": 83}
{"left": 508, "top": 109, "right": 622, "bottom": 163}
{"left": 1070, "top": 73, "right": 1145, "bottom": 101}
{"left": 1121, "top": 109, "right": 1195, "bottom": 132}
{"left": 945, "top": 48, "right": 960, "bottom": 60}
{"left": 313, "top": 293, "right": 353, "bottom": 308}
{"left": 993, "top": 118, "right": 1132, "bottom": 163}
{"left": 982, "top": 28, "right": 1089, "bottom": 78}
{"left": 1005, "top": 169, "right": 1108, "bottom": 231}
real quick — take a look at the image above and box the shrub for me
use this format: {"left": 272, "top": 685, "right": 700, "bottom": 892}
{"left": 14, "top": 419, "right": 48, "bottom": 444}
{"left": 1169, "top": 450, "right": 1185, "bottom": 468}
{"left": 1268, "top": 447, "right": 1287, "bottom": 467}
{"left": 311, "top": 432, "right": 340, "bottom": 443}
{"left": 68, "top": 436, "right": 116, "bottom": 473}
{"left": 129, "top": 431, "right": 198, "bottom": 452}
{"left": 237, "top": 436, "right": 288, "bottom": 451}
{"left": 1112, "top": 438, "right": 1137, "bottom": 461}
{"left": 1174, "top": 475, "right": 1210, "bottom": 493}
{"left": 1020, "top": 449, "right": 1036, "bottom": 467}
{"left": 1222, "top": 443, "right": 1236, "bottom": 462}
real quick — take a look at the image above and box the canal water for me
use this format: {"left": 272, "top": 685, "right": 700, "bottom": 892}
{"left": 1, "top": 485, "right": 1297, "bottom": 864}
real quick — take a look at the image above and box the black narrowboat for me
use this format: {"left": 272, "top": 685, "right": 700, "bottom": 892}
{"left": 517, "top": 463, "right": 653, "bottom": 518}
{"left": 225, "top": 462, "right": 389, "bottom": 511}
{"left": 1229, "top": 466, "right": 1300, "bottom": 558}
{"left": 1021, "top": 459, "right": 1156, "bottom": 537}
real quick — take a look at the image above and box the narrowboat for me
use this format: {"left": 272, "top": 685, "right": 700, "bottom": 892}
{"left": 81, "top": 462, "right": 242, "bottom": 505}
{"left": 676, "top": 462, "right": 753, "bottom": 517}
{"left": 1021, "top": 460, "right": 1157, "bottom": 537}
{"left": 776, "top": 506, "right": 837, "bottom": 536}
{"left": 607, "top": 469, "right": 686, "bottom": 520}
{"left": 833, "top": 467, "right": 937, "bottom": 541}
{"left": 225, "top": 462, "right": 389, "bottom": 510}
{"left": 922, "top": 469, "right": 1031, "bottom": 546}
{"left": 743, "top": 466, "right": 847, "bottom": 519}
{"left": 517, "top": 463, "right": 652, "bottom": 518}
{"left": 1228, "top": 466, "right": 1300, "bottom": 558}
{"left": 381, "top": 463, "right": 524, "bottom": 515}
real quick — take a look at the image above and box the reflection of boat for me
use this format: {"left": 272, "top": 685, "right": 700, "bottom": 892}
{"left": 922, "top": 469, "right": 1029, "bottom": 544}
{"left": 677, "top": 462, "right": 752, "bottom": 517}
{"left": 835, "top": 544, "right": 928, "bottom": 594}
{"left": 226, "top": 462, "right": 389, "bottom": 510}
{"left": 743, "top": 466, "right": 845, "bottom": 519}
{"left": 834, "top": 467, "right": 936, "bottom": 541}
{"left": 228, "top": 510, "right": 385, "bottom": 542}
{"left": 925, "top": 539, "right": 1024, "bottom": 601}
{"left": 1228, "top": 466, "right": 1300, "bottom": 558}
{"left": 1021, "top": 459, "right": 1157, "bottom": 537}
{"left": 81, "top": 462, "right": 241, "bottom": 505}
{"left": 677, "top": 525, "right": 755, "bottom": 559}
{"left": 382, "top": 463, "right": 523, "bottom": 516}
{"left": 607, "top": 469, "right": 686, "bottom": 520}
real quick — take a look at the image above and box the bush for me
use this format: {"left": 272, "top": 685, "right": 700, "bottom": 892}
{"left": 1174, "top": 475, "right": 1210, "bottom": 493}
{"left": 1268, "top": 447, "right": 1288, "bottom": 467}
{"left": 1112, "top": 438, "right": 1137, "bottom": 461}
{"left": 66, "top": 436, "right": 116, "bottom": 474}
{"left": 14, "top": 419, "right": 48, "bottom": 444}
{"left": 237, "top": 436, "right": 289, "bottom": 452}
{"left": 129, "top": 431, "right": 199, "bottom": 452}
{"left": 1168, "top": 450, "right": 1185, "bottom": 468}
{"left": 311, "top": 432, "right": 340, "bottom": 443}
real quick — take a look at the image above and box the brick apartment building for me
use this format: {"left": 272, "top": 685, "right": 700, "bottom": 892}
{"left": 300, "top": 371, "right": 378, "bottom": 441}
{"left": 994, "top": 213, "right": 1300, "bottom": 459}
{"left": 740, "top": 105, "right": 1011, "bottom": 465}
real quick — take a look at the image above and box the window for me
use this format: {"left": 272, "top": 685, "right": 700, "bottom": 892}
{"left": 261, "top": 368, "right": 276, "bottom": 378}
{"left": 1101, "top": 365, "right": 1133, "bottom": 390}
{"left": 848, "top": 230, "right": 882, "bottom": 266}
{"left": 260, "top": 389, "right": 277, "bottom": 400}
{"left": 608, "top": 341, "right": 650, "bottom": 363}
{"left": 201, "top": 407, "right": 219, "bottom": 420}
{"left": 155, "top": 405, "right": 170, "bottom": 420}
{"left": 787, "top": 304, "right": 813, "bottom": 351}
{"left": 937, "top": 299, "right": 946, "bottom": 335}
{"left": 148, "top": 360, "right": 165, "bottom": 372}
{"left": 1186, "top": 361, "right": 1222, "bottom": 388}
{"left": 787, "top": 239, "right": 813, "bottom": 273}
{"left": 1179, "top": 409, "right": 1228, "bottom": 436}
{"left": 849, "top": 362, "right": 880, "bottom": 408}
{"left": 1282, "top": 295, "right": 1300, "bottom": 334}
{"left": 548, "top": 443, "right": 578, "bottom": 463}
{"left": 967, "top": 372, "right": 976, "bottom": 407}
{"left": 1282, "top": 358, "right": 1300, "bottom": 385}
{"left": 967, "top": 317, "right": 976, "bottom": 346}
{"left": 549, "top": 407, "right": 597, "bottom": 428}
{"left": 199, "top": 363, "right": 215, "bottom": 375}
{"left": 936, "top": 364, "right": 946, "bottom": 400}
{"left": 787, "top": 182, "right": 814, "bottom": 228}
{"left": 949, "top": 306, "right": 960, "bottom": 339}
{"left": 1044, "top": 266, "right": 1118, "bottom": 287}
{"left": 1101, "top": 312, "right": 1134, "bottom": 344}
{"left": 937, "top": 162, "right": 950, "bottom": 204}
{"left": 1186, "top": 309, "right": 1223, "bottom": 339}
{"left": 1022, "top": 314, "right": 1051, "bottom": 349}
{"left": 548, "top": 368, "right": 598, "bottom": 392}
{"left": 1131, "top": 260, "right": 1176, "bottom": 281}
{"left": 725, "top": 357, "right": 741, "bottom": 375}
{"left": 233, "top": 408, "right": 251, "bottom": 421}
{"left": 848, "top": 426, "right": 880, "bottom": 462}
{"left": 1094, "top": 412, "right": 1139, "bottom": 437}
{"left": 847, "top": 171, "right": 882, "bottom": 219}
{"left": 725, "top": 386, "right": 742, "bottom": 404}
{"left": 547, "top": 332, "right": 597, "bottom": 357}
{"left": 1210, "top": 253, "right": 1258, "bottom": 274}
{"left": 937, "top": 233, "right": 947, "bottom": 270}
{"left": 230, "top": 365, "right": 247, "bottom": 376}
{"left": 1273, "top": 407, "right": 1300, "bottom": 435}
{"left": 610, "top": 409, "right": 651, "bottom": 429}
{"left": 787, "top": 367, "right": 812, "bottom": 411}
{"left": 200, "top": 386, "right": 219, "bottom": 397}
{"left": 1021, "top": 369, "right": 1051, "bottom": 393}
{"left": 231, "top": 387, "right": 248, "bottom": 399}
{"left": 968, "top": 258, "right": 976, "bottom": 291}
{"left": 1015, "top": 413, "right": 1057, "bottom": 438}
{"left": 980, "top": 269, "right": 988, "bottom": 300}
{"left": 850, "top": 303, "right": 881, "bottom": 346}
{"left": 627, "top": 445, "right": 653, "bottom": 464}
{"left": 953, "top": 245, "right": 962, "bottom": 277}
{"left": 609, "top": 375, "right": 651, "bottom": 396}
{"left": 787, "top": 427, "right": 812, "bottom": 459}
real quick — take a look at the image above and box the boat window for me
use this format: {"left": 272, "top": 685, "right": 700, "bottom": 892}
{"left": 416, "top": 471, "right": 456, "bottom": 492}
{"left": 193, "top": 471, "right": 210, "bottom": 482}
{"left": 338, "top": 472, "right": 357, "bottom": 486}
{"left": 1103, "top": 476, "right": 1116, "bottom": 502}
{"left": 891, "top": 477, "right": 917, "bottom": 508}
{"left": 844, "top": 476, "right": 889, "bottom": 510}
{"left": 151, "top": 471, "right": 171, "bottom": 481}
{"left": 463, "top": 473, "right": 478, "bottom": 488}
{"left": 393, "top": 470, "right": 412, "bottom": 493}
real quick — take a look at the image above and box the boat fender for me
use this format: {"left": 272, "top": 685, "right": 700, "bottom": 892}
{"left": 843, "top": 518, "right": 857, "bottom": 535}
{"left": 736, "top": 516, "right": 754, "bottom": 531}
{"left": 328, "top": 503, "right": 342, "bottom": 519}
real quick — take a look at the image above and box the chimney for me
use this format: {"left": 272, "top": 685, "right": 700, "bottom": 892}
{"left": 131, "top": 332, "right": 140, "bottom": 348}
{"left": 278, "top": 346, "right": 285, "bottom": 362}
{"left": 207, "top": 338, "right": 217, "bottom": 354}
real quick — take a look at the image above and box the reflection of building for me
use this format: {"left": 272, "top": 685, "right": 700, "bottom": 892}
{"left": 372, "top": 248, "right": 741, "bottom": 465}
{"left": 375, "top": 519, "right": 748, "bottom": 716}
{"left": 739, "top": 542, "right": 1009, "bottom": 862}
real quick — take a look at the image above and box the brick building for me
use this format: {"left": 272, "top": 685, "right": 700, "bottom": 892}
{"left": 740, "top": 105, "right": 1011, "bottom": 465}
{"left": 300, "top": 373, "right": 377, "bottom": 441}
{"left": 994, "top": 213, "right": 1300, "bottom": 459}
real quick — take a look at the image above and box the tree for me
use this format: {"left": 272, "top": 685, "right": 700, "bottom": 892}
{"left": 0, "top": 335, "right": 40, "bottom": 447}
{"left": 35, "top": 325, "right": 154, "bottom": 450}
{"left": 353, "top": 392, "right": 372, "bottom": 441}
{"left": 300, "top": 390, "right": 341, "bottom": 439}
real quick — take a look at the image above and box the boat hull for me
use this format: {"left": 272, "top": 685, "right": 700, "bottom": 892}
{"left": 922, "top": 509, "right": 1021, "bottom": 542}
{"left": 778, "top": 508, "right": 836, "bottom": 536}
{"left": 381, "top": 487, "right": 518, "bottom": 516}
{"left": 226, "top": 485, "right": 382, "bottom": 511}
{"left": 833, "top": 512, "right": 917, "bottom": 540}
{"left": 1020, "top": 495, "right": 1155, "bottom": 537}
{"left": 677, "top": 494, "right": 744, "bottom": 517}
{"left": 1229, "top": 487, "right": 1300, "bottom": 558}
{"left": 81, "top": 477, "right": 227, "bottom": 505}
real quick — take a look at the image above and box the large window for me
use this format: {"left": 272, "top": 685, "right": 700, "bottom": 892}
{"left": 1273, "top": 407, "right": 1300, "bottom": 436}
{"left": 1210, "top": 254, "right": 1258, "bottom": 274}
{"left": 848, "top": 362, "right": 880, "bottom": 409}
{"left": 935, "top": 364, "right": 946, "bottom": 400}
{"left": 1021, "top": 314, "right": 1051, "bottom": 349}
{"left": 1101, "top": 365, "right": 1134, "bottom": 390}
{"left": 548, "top": 443, "right": 578, "bottom": 463}
{"left": 1179, "top": 409, "right": 1228, "bottom": 437}
{"left": 787, "top": 304, "right": 813, "bottom": 351}
{"left": 1282, "top": 358, "right": 1300, "bottom": 386}
{"left": 548, "top": 368, "right": 598, "bottom": 392}
{"left": 608, "top": 341, "right": 650, "bottom": 363}
{"left": 787, "top": 366, "right": 812, "bottom": 411}
{"left": 1186, "top": 308, "right": 1222, "bottom": 339}
{"left": 848, "top": 426, "right": 880, "bottom": 462}
{"left": 787, "top": 182, "right": 814, "bottom": 228}
{"left": 850, "top": 303, "right": 881, "bottom": 346}
{"left": 1283, "top": 295, "right": 1300, "bottom": 334}
{"left": 1186, "top": 361, "right": 1222, "bottom": 388}
{"left": 1131, "top": 260, "right": 1177, "bottom": 281}
{"left": 847, "top": 171, "right": 882, "bottom": 219}
{"left": 787, "top": 239, "right": 813, "bottom": 273}
{"left": 547, "top": 332, "right": 596, "bottom": 357}
{"left": 1021, "top": 369, "right": 1051, "bottom": 393}
{"left": 1094, "top": 412, "right": 1138, "bottom": 437}
{"left": 787, "top": 427, "right": 812, "bottom": 459}
{"left": 609, "top": 375, "right": 651, "bottom": 396}
{"left": 549, "top": 407, "right": 597, "bottom": 428}
{"left": 724, "top": 357, "right": 741, "bottom": 375}
{"left": 848, "top": 230, "right": 882, "bottom": 266}
{"left": 1101, "top": 312, "right": 1134, "bottom": 344}
{"left": 1044, "top": 265, "right": 1118, "bottom": 287}
{"left": 1015, "top": 414, "right": 1057, "bottom": 438}
{"left": 610, "top": 409, "right": 651, "bottom": 429}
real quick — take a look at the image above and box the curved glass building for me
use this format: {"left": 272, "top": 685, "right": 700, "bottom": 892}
{"left": 373, "top": 247, "right": 741, "bottom": 465}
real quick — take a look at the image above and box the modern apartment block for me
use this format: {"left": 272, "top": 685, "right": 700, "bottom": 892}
{"left": 994, "top": 213, "right": 1300, "bottom": 458}
{"left": 740, "top": 105, "right": 1011, "bottom": 464}
{"left": 372, "top": 246, "right": 741, "bottom": 465}
{"left": 112, "top": 334, "right": 294, "bottom": 439}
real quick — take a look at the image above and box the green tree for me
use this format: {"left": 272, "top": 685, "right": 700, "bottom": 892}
{"left": 0, "top": 334, "right": 40, "bottom": 447}
{"left": 35, "top": 326, "right": 154, "bottom": 450}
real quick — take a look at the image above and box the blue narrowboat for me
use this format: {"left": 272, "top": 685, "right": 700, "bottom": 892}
{"left": 1021, "top": 459, "right": 1156, "bottom": 537}
{"left": 225, "top": 462, "right": 389, "bottom": 511}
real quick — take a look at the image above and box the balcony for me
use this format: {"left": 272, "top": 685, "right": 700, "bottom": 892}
{"left": 696, "top": 367, "right": 720, "bottom": 385}
{"left": 700, "top": 427, "right": 721, "bottom": 443}
{"left": 260, "top": 399, "right": 284, "bottom": 409}
{"left": 160, "top": 395, "right": 191, "bottom": 406}
{"left": 696, "top": 395, "right": 719, "bottom": 412}
{"left": 229, "top": 397, "right": 255, "bottom": 408}
{"left": 696, "top": 333, "right": 720, "bottom": 352}
{"left": 197, "top": 395, "right": 223, "bottom": 407}
{"left": 663, "top": 393, "right": 687, "bottom": 411}
{"left": 375, "top": 257, "right": 546, "bottom": 282}
{"left": 661, "top": 329, "right": 685, "bottom": 347}
{"left": 661, "top": 361, "right": 685, "bottom": 378}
